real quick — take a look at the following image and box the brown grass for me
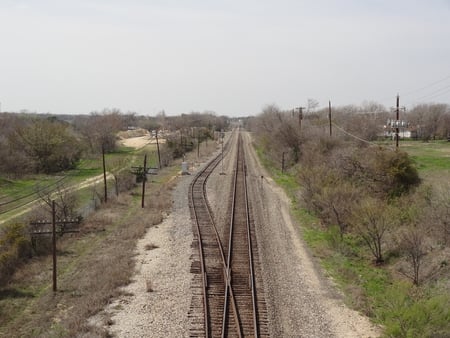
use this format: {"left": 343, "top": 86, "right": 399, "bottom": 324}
{"left": 0, "top": 169, "right": 174, "bottom": 337}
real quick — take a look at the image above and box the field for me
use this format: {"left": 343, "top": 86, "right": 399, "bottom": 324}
{"left": 400, "top": 140, "right": 450, "bottom": 183}
{"left": 0, "top": 141, "right": 158, "bottom": 226}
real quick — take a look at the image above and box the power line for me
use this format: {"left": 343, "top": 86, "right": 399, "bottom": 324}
{"left": 402, "top": 74, "right": 450, "bottom": 97}
{"left": 332, "top": 121, "right": 396, "bottom": 151}
{"left": 413, "top": 83, "right": 450, "bottom": 102}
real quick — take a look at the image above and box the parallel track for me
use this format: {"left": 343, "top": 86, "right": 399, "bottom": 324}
{"left": 189, "top": 131, "right": 268, "bottom": 337}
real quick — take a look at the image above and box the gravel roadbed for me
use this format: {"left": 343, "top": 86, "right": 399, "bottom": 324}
{"left": 91, "top": 131, "right": 381, "bottom": 337}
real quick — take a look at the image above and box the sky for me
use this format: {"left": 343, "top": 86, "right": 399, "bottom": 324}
{"left": 1, "top": 0, "right": 450, "bottom": 117}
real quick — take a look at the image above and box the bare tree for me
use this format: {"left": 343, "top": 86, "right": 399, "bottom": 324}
{"left": 352, "top": 198, "right": 395, "bottom": 264}
{"left": 109, "top": 157, "right": 135, "bottom": 197}
{"left": 399, "top": 225, "right": 427, "bottom": 286}
{"left": 408, "top": 103, "right": 449, "bottom": 140}
{"left": 307, "top": 98, "right": 319, "bottom": 113}
{"left": 35, "top": 181, "right": 78, "bottom": 220}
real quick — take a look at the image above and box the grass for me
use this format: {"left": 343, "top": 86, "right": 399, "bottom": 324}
{"left": 399, "top": 140, "right": 450, "bottom": 172}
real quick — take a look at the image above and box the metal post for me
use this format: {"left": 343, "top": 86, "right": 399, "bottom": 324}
{"left": 52, "top": 200, "right": 57, "bottom": 292}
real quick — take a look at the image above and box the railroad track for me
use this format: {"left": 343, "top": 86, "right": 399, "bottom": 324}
{"left": 189, "top": 131, "right": 268, "bottom": 337}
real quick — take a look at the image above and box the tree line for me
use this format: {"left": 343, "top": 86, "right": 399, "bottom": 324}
{"left": 248, "top": 102, "right": 450, "bottom": 336}
{"left": 0, "top": 110, "right": 229, "bottom": 177}
{"left": 0, "top": 109, "right": 229, "bottom": 286}
{"left": 248, "top": 102, "right": 449, "bottom": 285}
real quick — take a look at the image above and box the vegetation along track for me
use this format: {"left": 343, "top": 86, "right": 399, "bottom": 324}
{"left": 189, "top": 130, "right": 268, "bottom": 337}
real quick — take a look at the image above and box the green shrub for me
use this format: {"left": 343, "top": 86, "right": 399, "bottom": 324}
{"left": 0, "top": 222, "right": 31, "bottom": 285}
{"left": 377, "top": 282, "right": 450, "bottom": 338}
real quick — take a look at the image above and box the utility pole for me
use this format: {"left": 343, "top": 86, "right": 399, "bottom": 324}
{"left": 328, "top": 100, "right": 332, "bottom": 137}
{"left": 141, "top": 154, "right": 147, "bottom": 208}
{"left": 180, "top": 129, "right": 184, "bottom": 160}
{"left": 396, "top": 95, "right": 400, "bottom": 149}
{"left": 296, "top": 107, "right": 305, "bottom": 130}
{"left": 281, "top": 152, "right": 285, "bottom": 173}
{"left": 197, "top": 130, "right": 200, "bottom": 158}
{"left": 155, "top": 130, "right": 161, "bottom": 169}
{"left": 29, "top": 211, "right": 80, "bottom": 292}
{"left": 102, "top": 145, "right": 107, "bottom": 203}
{"left": 52, "top": 200, "right": 57, "bottom": 292}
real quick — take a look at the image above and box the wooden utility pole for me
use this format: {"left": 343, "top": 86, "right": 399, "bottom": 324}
{"left": 155, "top": 130, "right": 161, "bottom": 169}
{"left": 197, "top": 131, "right": 200, "bottom": 158}
{"left": 102, "top": 145, "right": 107, "bottom": 203}
{"left": 142, "top": 154, "right": 147, "bottom": 208}
{"left": 296, "top": 107, "right": 305, "bottom": 130}
{"left": 52, "top": 200, "right": 57, "bottom": 292}
{"left": 328, "top": 100, "right": 332, "bottom": 137}
{"left": 220, "top": 137, "right": 225, "bottom": 175}
{"left": 395, "top": 94, "right": 400, "bottom": 149}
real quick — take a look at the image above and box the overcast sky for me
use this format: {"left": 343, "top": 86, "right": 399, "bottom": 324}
{"left": 1, "top": 0, "right": 450, "bottom": 116}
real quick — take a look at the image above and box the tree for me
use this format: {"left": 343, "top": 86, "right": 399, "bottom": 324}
{"left": 315, "top": 179, "right": 360, "bottom": 238}
{"left": 35, "top": 181, "right": 78, "bottom": 220}
{"left": 399, "top": 225, "right": 427, "bottom": 286}
{"left": 341, "top": 147, "right": 420, "bottom": 198}
{"left": 307, "top": 98, "right": 319, "bottom": 113}
{"left": 352, "top": 198, "right": 395, "bottom": 264}
{"left": 74, "top": 110, "right": 124, "bottom": 153}
{"left": 408, "top": 103, "right": 449, "bottom": 140}
{"left": 109, "top": 157, "right": 135, "bottom": 197}
{"left": 12, "top": 118, "right": 82, "bottom": 174}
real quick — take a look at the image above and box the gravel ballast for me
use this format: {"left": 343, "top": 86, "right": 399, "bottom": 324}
{"left": 94, "top": 131, "right": 381, "bottom": 337}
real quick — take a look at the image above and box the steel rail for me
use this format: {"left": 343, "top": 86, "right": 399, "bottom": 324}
{"left": 190, "top": 129, "right": 241, "bottom": 337}
{"left": 243, "top": 145, "right": 259, "bottom": 337}
{"left": 222, "top": 134, "right": 243, "bottom": 338}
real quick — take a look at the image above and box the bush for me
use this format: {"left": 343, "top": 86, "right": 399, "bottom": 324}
{"left": 378, "top": 282, "right": 450, "bottom": 337}
{"left": 0, "top": 222, "right": 32, "bottom": 285}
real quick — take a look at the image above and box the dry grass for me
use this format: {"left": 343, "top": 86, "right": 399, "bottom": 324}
{"left": 0, "top": 169, "right": 174, "bottom": 337}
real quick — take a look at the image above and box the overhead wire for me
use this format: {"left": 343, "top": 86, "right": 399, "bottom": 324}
{"left": 0, "top": 160, "right": 97, "bottom": 216}
{"left": 331, "top": 121, "right": 396, "bottom": 151}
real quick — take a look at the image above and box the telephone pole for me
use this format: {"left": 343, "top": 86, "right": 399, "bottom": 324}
{"left": 52, "top": 200, "right": 57, "bottom": 292}
{"left": 328, "top": 100, "right": 332, "bottom": 137}
{"left": 141, "top": 154, "right": 147, "bottom": 208}
{"left": 102, "top": 145, "right": 107, "bottom": 203}
{"left": 295, "top": 107, "right": 305, "bottom": 130}
{"left": 391, "top": 94, "right": 405, "bottom": 150}
{"left": 155, "top": 130, "right": 161, "bottom": 169}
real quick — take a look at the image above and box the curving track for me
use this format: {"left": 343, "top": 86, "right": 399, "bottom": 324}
{"left": 189, "top": 130, "right": 268, "bottom": 337}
